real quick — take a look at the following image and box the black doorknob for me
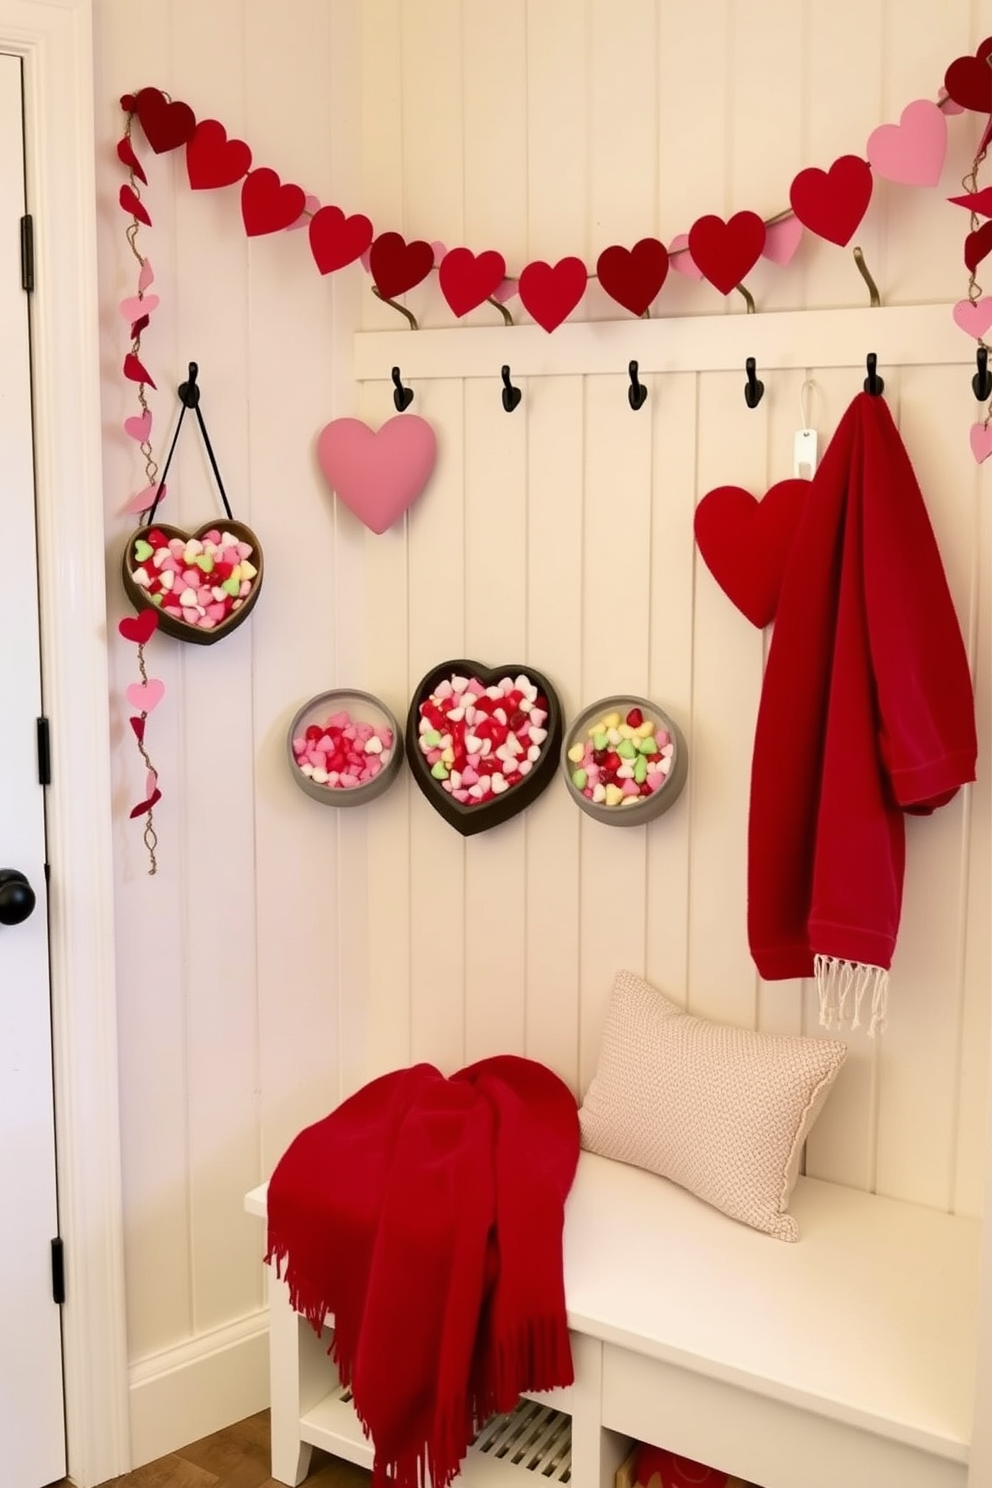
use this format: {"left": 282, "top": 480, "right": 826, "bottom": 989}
{"left": 0, "top": 869, "right": 36, "bottom": 926}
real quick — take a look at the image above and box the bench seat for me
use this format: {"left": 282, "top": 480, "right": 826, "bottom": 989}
{"left": 245, "top": 1149, "right": 981, "bottom": 1488}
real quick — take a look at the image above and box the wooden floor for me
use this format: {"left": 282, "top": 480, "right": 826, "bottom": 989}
{"left": 53, "top": 1410, "right": 370, "bottom": 1488}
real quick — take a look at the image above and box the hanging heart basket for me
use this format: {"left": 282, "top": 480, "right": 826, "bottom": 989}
{"left": 121, "top": 362, "right": 264, "bottom": 645}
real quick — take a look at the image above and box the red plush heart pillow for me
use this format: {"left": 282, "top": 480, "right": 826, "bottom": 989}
{"left": 693, "top": 479, "right": 808, "bottom": 628}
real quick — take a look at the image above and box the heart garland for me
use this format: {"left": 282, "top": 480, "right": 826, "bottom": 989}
{"left": 117, "top": 608, "right": 164, "bottom": 873}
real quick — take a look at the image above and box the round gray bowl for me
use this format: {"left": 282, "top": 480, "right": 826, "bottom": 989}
{"left": 287, "top": 689, "right": 404, "bottom": 806}
{"left": 561, "top": 694, "right": 688, "bottom": 827}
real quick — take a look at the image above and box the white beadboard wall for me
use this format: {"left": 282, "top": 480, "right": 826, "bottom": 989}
{"left": 92, "top": 0, "right": 989, "bottom": 1465}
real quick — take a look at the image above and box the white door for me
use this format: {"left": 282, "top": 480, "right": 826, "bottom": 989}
{"left": 0, "top": 48, "right": 66, "bottom": 1488}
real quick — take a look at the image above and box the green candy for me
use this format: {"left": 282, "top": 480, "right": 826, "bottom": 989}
{"left": 572, "top": 768, "right": 588, "bottom": 790}
{"left": 634, "top": 755, "right": 648, "bottom": 785}
{"left": 431, "top": 760, "right": 449, "bottom": 780}
{"left": 133, "top": 539, "right": 153, "bottom": 563}
{"left": 195, "top": 553, "right": 215, "bottom": 573}
{"left": 637, "top": 736, "right": 658, "bottom": 754}
{"left": 422, "top": 728, "right": 441, "bottom": 748}
{"left": 617, "top": 739, "right": 637, "bottom": 760}
{"left": 221, "top": 576, "right": 241, "bottom": 597}
{"left": 148, "top": 592, "right": 163, "bottom": 606}
{"left": 592, "top": 731, "right": 609, "bottom": 751}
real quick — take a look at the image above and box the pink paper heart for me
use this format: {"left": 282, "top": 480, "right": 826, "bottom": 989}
{"left": 126, "top": 678, "right": 165, "bottom": 713}
{"left": 971, "top": 422, "right": 992, "bottom": 464}
{"left": 938, "top": 86, "right": 966, "bottom": 116}
{"left": 138, "top": 259, "right": 154, "bottom": 292}
{"left": 360, "top": 245, "right": 373, "bottom": 273}
{"left": 122, "top": 482, "right": 163, "bottom": 515}
{"left": 953, "top": 297, "right": 992, "bottom": 339}
{"left": 431, "top": 240, "right": 447, "bottom": 267}
{"left": 491, "top": 277, "right": 518, "bottom": 303}
{"left": 762, "top": 215, "right": 804, "bottom": 266}
{"left": 866, "top": 98, "right": 948, "bottom": 187}
{"left": 287, "top": 194, "right": 321, "bottom": 230}
{"left": 316, "top": 415, "right": 437, "bottom": 534}
{"left": 668, "top": 233, "right": 703, "bottom": 280}
{"left": 119, "top": 293, "right": 160, "bottom": 321}
{"left": 124, "top": 410, "right": 153, "bottom": 442}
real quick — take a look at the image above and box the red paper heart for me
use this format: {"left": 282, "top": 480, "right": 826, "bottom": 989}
{"left": 134, "top": 87, "right": 196, "bottom": 154}
{"left": 129, "top": 716, "right": 147, "bottom": 745}
{"left": 241, "top": 169, "right": 306, "bottom": 236}
{"left": 119, "top": 184, "right": 151, "bottom": 227}
{"left": 944, "top": 37, "right": 992, "bottom": 114}
{"left": 438, "top": 247, "right": 507, "bottom": 317}
{"left": 965, "top": 220, "right": 992, "bottom": 273}
{"left": 369, "top": 232, "right": 435, "bottom": 298}
{"left": 123, "top": 352, "right": 155, "bottom": 388}
{"left": 693, "top": 480, "right": 808, "bottom": 629}
{"left": 688, "top": 212, "right": 766, "bottom": 295}
{"left": 129, "top": 787, "right": 162, "bottom": 819}
{"left": 309, "top": 206, "right": 374, "bottom": 274}
{"left": 596, "top": 238, "right": 669, "bottom": 316}
{"left": 118, "top": 609, "right": 159, "bottom": 645}
{"left": 117, "top": 136, "right": 147, "bottom": 184}
{"left": 949, "top": 185, "right": 992, "bottom": 216}
{"left": 789, "top": 155, "right": 873, "bottom": 247}
{"left": 186, "top": 119, "right": 252, "bottom": 190}
{"left": 518, "top": 257, "right": 588, "bottom": 331}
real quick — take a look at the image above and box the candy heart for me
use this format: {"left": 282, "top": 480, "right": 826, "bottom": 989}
{"left": 317, "top": 415, "right": 436, "bottom": 534}
{"left": 118, "top": 609, "right": 159, "bottom": 645}
{"left": 667, "top": 234, "right": 704, "bottom": 280}
{"left": 789, "top": 155, "right": 873, "bottom": 247}
{"left": 134, "top": 87, "right": 196, "bottom": 154}
{"left": 369, "top": 231, "right": 435, "bottom": 298}
{"left": 694, "top": 480, "right": 809, "bottom": 629}
{"left": 124, "top": 409, "right": 153, "bottom": 443}
{"left": 121, "top": 519, "right": 264, "bottom": 646}
{"left": 438, "top": 247, "right": 507, "bottom": 317}
{"left": 761, "top": 215, "right": 804, "bottom": 266}
{"left": 965, "top": 221, "right": 992, "bottom": 273}
{"left": 119, "top": 293, "right": 160, "bottom": 322}
{"left": 518, "top": 257, "right": 588, "bottom": 332}
{"left": 970, "top": 423, "right": 992, "bottom": 465}
{"left": 688, "top": 211, "right": 765, "bottom": 295}
{"left": 133, "top": 539, "right": 153, "bottom": 562}
{"left": 186, "top": 119, "right": 252, "bottom": 189}
{"left": 241, "top": 168, "right": 306, "bottom": 236}
{"left": 126, "top": 678, "right": 165, "bottom": 713}
{"left": 944, "top": 36, "right": 992, "bottom": 114}
{"left": 953, "top": 298, "right": 992, "bottom": 339}
{"left": 866, "top": 99, "right": 947, "bottom": 187}
{"left": 596, "top": 238, "right": 669, "bottom": 317}
{"left": 309, "top": 205, "right": 374, "bottom": 273}
{"left": 119, "top": 184, "right": 151, "bottom": 227}
{"left": 406, "top": 660, "right": 563, "bottom": 837}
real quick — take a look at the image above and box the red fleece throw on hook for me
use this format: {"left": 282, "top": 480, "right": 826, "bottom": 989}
{"left": 265, "top": 1055, "right": 579, "bottom": 1488}
{"left": 748, "top": 392, "right": 977, "bottom": 1032}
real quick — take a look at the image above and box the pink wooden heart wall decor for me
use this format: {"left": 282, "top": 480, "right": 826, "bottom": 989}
{"left": 316, "top": 416, "right": 437, "bottom": 534}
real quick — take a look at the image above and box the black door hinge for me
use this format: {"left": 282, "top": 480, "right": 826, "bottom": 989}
{"left": 20, "top": 214, "right": 34, "bottom": 293}
{"left": 51, "top": 1238, "right": 65, "bottom": 1305}
{"left": 37, "top": 716, "right": 51, "bottom": 785}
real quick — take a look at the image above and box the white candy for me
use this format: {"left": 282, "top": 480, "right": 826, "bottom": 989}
{"left": 493, "top": 708, "right": 508, "bottom": 726}
{"left": 530, "top": 708, "right": 547, "bottom": 728}
{"left": 447, "top": 706, "right": 465, "bottom": 723}
{"left": 132, "top": 567, "right": 151, "bottom": 588}
{"left": 661, "top": 744, "right": 675, "bottom": 759}
{"left": 300, "top": 763, "right": 315, "bottom": 777}
{"left": 463, "top": 693, "right": 478, "bottom": 707}
{"left": 381, "top": 751, "right": 392, "bottom": 766}
{"left": 607, "top": 728, "right": 621, "bottom": 746}
{"left": 469, "top": 784, "right": 485, "bottom": 801}
{"left": 519, "top": 698, "right": 533, "bottom": 713}
{"left": 514, "top": 674, "right": 531, "bottom": 693}
{"left": 435, "top": 680, "right": 453, "bottom": 700}
{"left": 152, "top": 549, "right": 168, "bottom": 568}
{"left": 451, "top": 675, "right": 469, "bottom": 694}
{"left": 661, "top": 757, "right": 672, "bottom": 775}
{"left": 478, "top": 775, "right": 492, "bottom": 794}
{"left": 327, "top": 772, "right": 340, "bottom": 785}
{"left": 464, "top": 707, "right": 478, "bottom": 725}
{"left": 311, "top": 768, "right": 328, "bottom": 784}
{"left": 419, "top": 717, "right": 432, "bottom": 735}
{"left": 518, "top": 759, "right": 533, "bottom": 775}
{"left": 617, "top": 765, "right": 635, "bottom": 780}
{"left": 179, "top": 588, "right": 199, "bottom": 607}
{"left": 501, "top": 758, "right": 516, "bottom": 776}
{"left": 527, "top": 744, "right": 541, "bottom": 763}
{"left": 450, "top": 770, "right": 462, "bottom": 790}
{"left": 212, "top": 586, "right": 228, "bottom": 603}
{"left": 504, "top": 734, "right": 524, "bottom": 757}
{"left": 183, "top": 538, "right": 204, "bottom": 560}
{"left": 365, "top": 737, "right": 383, "bottom": 755}
{"left": 529, "top": 727, "right": 548, "bottom": 745}
{"left": 480, "top": 739, "right": 492, "bottom": 757}
{"left": 486, "top": 686, "right": 503, "bottom": 700}
{"left": 159, "top": 571, "right": 175, "bottom": 592}
{"left": 465, "top": 735, "right": 483, "bottom": 754}
{"left": 592, "top": 783, "right": 607, "bottom": 804}
{"left": 491, "top": 774, "right": 509, "bottom": 794}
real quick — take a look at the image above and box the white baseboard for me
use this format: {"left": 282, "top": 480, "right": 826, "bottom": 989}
{"left": 128, "top": 1310, "right": 270, "bottom": 1469}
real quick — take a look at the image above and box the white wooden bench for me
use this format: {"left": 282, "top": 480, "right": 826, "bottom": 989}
{"left": 245, "top": 1149, "right": 981, "bottom": 1488}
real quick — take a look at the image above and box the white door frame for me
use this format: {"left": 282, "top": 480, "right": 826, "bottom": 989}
{"left": 1, "top": 2, "right": 130, "bottom": 1484}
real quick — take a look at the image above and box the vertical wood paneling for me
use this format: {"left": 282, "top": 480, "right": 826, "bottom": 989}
{"left": 526, "top": 0, "right": 588, "bottom": 264}
{"left": 462, "top": 1, "right": 528, "bottom": 280}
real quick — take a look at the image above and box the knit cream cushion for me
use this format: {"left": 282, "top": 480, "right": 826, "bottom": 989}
{"left": 579, "top": 970, "right": 848, "bottom": 1241}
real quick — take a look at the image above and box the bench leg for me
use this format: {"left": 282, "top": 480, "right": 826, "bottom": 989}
{"left": 267, "top": 1268, "right": 321, "bottom": 1486}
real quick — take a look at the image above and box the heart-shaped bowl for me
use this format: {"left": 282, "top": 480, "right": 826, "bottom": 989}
{"left": 406, "top": 659, "right": 563, "bottom": 836}
{"left": 287, "top": 689, "right": 404, "bottom": 806}
{"left": 121, "top": 519, "right": 264, "bottom": 645}
{"left": 562, "top": 694, "right": 688, "bottom": 827}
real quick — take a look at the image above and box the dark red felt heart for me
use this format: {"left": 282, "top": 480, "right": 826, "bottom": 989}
{"left": 944, "top": 37, "right": 992, "bottom": 114}
{"left": 369, "top": 232, "right": 435, "bottom": 298}
{"left": 129, "top": 716, "right": 147, "bottom": 744}
{"left": 123, "top": 353, "right": 155, "bottom": 388}
{"left": 119, "top": 184, "right": 151, "bottom": 226}
{"left": 129, "top": 787, "right": 162, "bottom": 819}
{"left": 134, "top": 88, "right": 196, "bottom": 154}
{"left": 688, "top": 212, "right": 765, "bottom": 295}
{"left": 596, "top": 239, "right": 669, "bottom": 316}
{"left": 117, "top": 136, "right": 147, "bottom": 184}
{"left": 518, "top": 257, "right": 588, "bottom": 331}
{"left": 949, "top": 185, "right": 992, "bottom": 216}
{"left": 241, "top": 169, "right": 306, "bottom": 236}
{"left": 965, "top": 220, "right": 992, "bottom": 273}
{"left": 119, "top": 609, "right": 159, "bottom": 645}
{"left": 438, "top": 247, "right": 507, "bottom": 317}
{"left": 309, "top": 206, "right": 374, "bottom": 274}
{"left": 693, "top": 480, "right": 808, "bottom": 629}
{"left": 789, "top": 156, "right": 874, "bottom": 247}
{"left": 186, "top": 120, "right": 252, "bottom": 190}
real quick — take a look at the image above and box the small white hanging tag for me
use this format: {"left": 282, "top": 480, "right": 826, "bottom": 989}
{"left": 794, "top": 428, "right": 818, "bottom": 480}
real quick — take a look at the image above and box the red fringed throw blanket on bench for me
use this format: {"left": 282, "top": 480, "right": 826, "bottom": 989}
{"left": 265, "top": 1055, "right": 580, "bottom": 1488}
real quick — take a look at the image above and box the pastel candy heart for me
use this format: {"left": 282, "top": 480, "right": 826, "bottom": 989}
{"left": 119, "top": 293, "right": 160, "bottom": 321}
{"left": 221, "top": 576, "right": 241, "bottom": 596}
{"left": 866, "top": 98, "right": 948, "bottom": 187}
{"left": 133, "top": 539, "right": 153, "bottom": 562}
{"left": 126, "top": 678, "right": 165, "bottom": 713}
{"left": 953, "top": 298, "right": 992, "bottom": 339}
{"left": 317, "top": 415, "right": 437, "bottom": 534}
{"left": 124, "top": 409, "right": 152, "bottom": 442}
{"left": 762, "top": 215, "right": 804, "bottom": 266}
{"left": 970, "top": 422, "right": 992, "bottom": 464}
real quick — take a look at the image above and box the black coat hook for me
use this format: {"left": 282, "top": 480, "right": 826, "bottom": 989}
{"left": 391, "top": 366, "right": 414, "bottom": 412}
{"left": 178, "top": 361, "right": 200, "bottom": 407}
{"left": 973, "top": 346, "right": 992, "bottom": 401}
{"left": 501, "top": 365, "right": 522, "bottom": 413}
{"left": 744, "top": 357, "right": 764, "bottom": 409}
{"left": 863, "top": 353, "right": 884, "bottom": 396}
{"left": 628, "top": 360, "right": 647, "bottom": 411}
